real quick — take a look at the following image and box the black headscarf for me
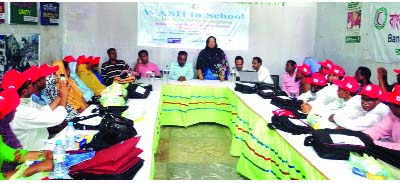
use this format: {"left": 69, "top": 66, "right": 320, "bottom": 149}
{"left": 196, "top": 36, "right": 227, "bottom": 76}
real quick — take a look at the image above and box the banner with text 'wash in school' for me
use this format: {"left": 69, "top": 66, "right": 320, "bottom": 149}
{"left": 370, "top": 3, "right": 400, "bottom": 63}
{"left": 138, "top": 2, "right": 249, "bottom": 50}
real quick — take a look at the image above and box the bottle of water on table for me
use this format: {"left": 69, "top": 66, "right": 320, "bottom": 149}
{"left": 65, "top": 122, "right": 76, "bottom": 150}
{"left": 163, "top": 65, "right": 170, "bottom": 83}
{"left": 53, "top": 140, "right": 66, "bottom": 179}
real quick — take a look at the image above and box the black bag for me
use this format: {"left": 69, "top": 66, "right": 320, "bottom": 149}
{"left": 365, "top": 144, "right": 400, "bottom": 169}
{"left": 234, "top": 82, "right": 257, "bottom": 94}
{"left": 270, "top": 96, "right": 307, "bottom": 119}
{"left": 304, "top": 129, "right": 374, "bottom": 160}
{"left": 85, "top": 113, "right": 137, "bottom": 151}
{"left": 70, "top": 159, "right": 144, "bottom": 180}
{"left": 127, "top": 83, "right": 151, "bottom": 98}
{"left": 257, "top": 88, "right": 287, "bottom": 99}
{"left": 268, "top": 116, "right": 312, "bottom": 135}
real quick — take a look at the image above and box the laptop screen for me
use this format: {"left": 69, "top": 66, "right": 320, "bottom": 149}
{"left": 238, "top": 71, "right": 258, "bottom": 83}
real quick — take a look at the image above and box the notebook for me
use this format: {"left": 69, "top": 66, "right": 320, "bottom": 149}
{"left": 238, "top": 71, "right": 259, "bottom": 83}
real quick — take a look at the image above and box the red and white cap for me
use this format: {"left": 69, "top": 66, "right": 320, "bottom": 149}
{"left": 22, "top": 66, "right": 40, "bottom": 83}
{"left": 393, "top": 69, "right": 400, "bottom": 74}
{"left": 318, "top": 59, "right": 335, "bottom": 70}
{"left": 326, "top": 65, "right": 345, "bottom": 77}
{"left": 332, "top": 76, "right": 360, "bottom": 93}
{"left": 0, "top": 89, "right": 20, "bottom": 119}
{"left": 1, "top": 69, "right": 28, "bottom": 90}
{"left": 360, "top": 84, "right": 382, "bottom": 99}
{"left": 272, "top": 109, "right": 295, "bottom": 118}
{"left": 380, "top": 85, "right": 400, "bottom": 105}
{"left": 304, "top": 73, "right": 327, "bottom": 86}
{"left": 296, "top": 64, "right": 311, "bottom": 76}
{"left": 77, "top": 55, "right": 88, "bottom": 64}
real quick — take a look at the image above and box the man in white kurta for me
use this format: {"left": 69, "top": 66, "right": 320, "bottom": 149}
{"left": 332, "top": 84, "right": 390, "bottom": 131}
{"left": 9, "top": 65, "right": 70, "bottom": 151}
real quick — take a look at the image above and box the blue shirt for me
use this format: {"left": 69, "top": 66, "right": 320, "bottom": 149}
{"left": 169, "top": 61, "right": 194, "bottom": 80}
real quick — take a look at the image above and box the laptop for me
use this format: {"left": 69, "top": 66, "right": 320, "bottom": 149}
{"left": 238, "top": 70, "right": 259, "bottom": 83}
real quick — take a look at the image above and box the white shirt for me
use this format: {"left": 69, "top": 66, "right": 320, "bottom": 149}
{"left": 11, "top": 98, "right": 68, "bottom": 151}
{"left": 257, "top": 66, "right": 273, "bottom": 84}
{"left": 298, "top": 90, "right": 314, "bottom": 102}
{"left": 334, "top": 102, "right": 390, "bottom": 131}
{"left": 309, "top": 84, "right": 340, "bottom": 116}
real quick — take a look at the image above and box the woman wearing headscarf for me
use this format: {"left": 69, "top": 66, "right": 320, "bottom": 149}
{"left": 52, "top": 60, "right": 88, "bottom": 113}
{"left": 196, "top": 36, "right": 230, "bottom": 80}
{"left": 0, "top": 89, "right": 53, "bottom": 180}
{"left": 75, "top": 55, "right": 106, "bottom": 96}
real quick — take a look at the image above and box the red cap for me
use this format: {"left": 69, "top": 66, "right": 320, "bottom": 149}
{"left": 1, "top": 69, "right": 28, "bottom": 90}
{"left": 360, "top": 84, "right": 382, "bottom": 99}
{"left": 39, "top": 64, "right": 59, "bottom": 78}
{"left": 272, "top": 109, "right": 295, "bottom": 118}
{"left": 318, "top": 59, "right": 335, "bottom": 70}
{"left": 296, "top": 64, "right": 311, "bottom": 76}
{"left": 393, "top": 69, "right": 400, "bottom": 74}
{"left": 0, "top": 89, "right": 20, "bottom": 119}
{"left": 88, "top": 56, "right": 100, "bottom": 66}
{"left": 304, "top": 73, "right": 327, "bottom": 86}
{"left": 77, "top": 55, "right": 88, "bottom": 64}
{"left": 63, "top": 55, "right": 76, "bottom": 63}
{"left": 22, "top": 66, "right": 41, "bottom": 83}
{"left": 380, "top": 85, "right": 400, "bottom": 105}
{"left": 332, "top": 76, "right": 360, "bottom": 93}
{"left": 326, "top": 65, "right": 345, "bottom": 77}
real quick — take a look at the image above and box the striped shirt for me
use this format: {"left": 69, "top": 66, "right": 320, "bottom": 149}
{"left": 101, "top": 60, "right": 130, "bottom": 86}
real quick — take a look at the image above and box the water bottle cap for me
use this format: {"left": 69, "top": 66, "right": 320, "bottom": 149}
{"left": 68, "top": 122, "right": 73, "bottom": 126}
{"left": 56, "top": 140, "right": 62, "bottom": 145}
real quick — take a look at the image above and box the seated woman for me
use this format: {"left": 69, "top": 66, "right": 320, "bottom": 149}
{"left": 53, "top": 60, "right": 88, "bottom": 113}
{"left": 0, "top": 89, "right": 53, "bottom": 180}
{"left": 196, "top": 36, "right": 230, "bottom": 81}
{"left": 75, "top": 55, "right": 106, "bottom": 96}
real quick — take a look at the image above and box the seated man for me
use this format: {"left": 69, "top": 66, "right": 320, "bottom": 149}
{"left": 169, "top": 51, "right": 194, "bottom": 81}
{"left": 234, "top": 56, "right": 245, "bottom": 80}
{"left": 4, "top": 67, "right": 70, "bottom": 151}
{"left": 296, "top": 64, "right": 312, "bottom": 101}
{"left": 282, "top": 60, "right": 299, "bottom": 97}
{"left": 330, "top": 84, "right": 389, "bottom": 131}
{"left": 134, "top": 49, "right": 161, "bottom": 77}
{"left": 318, "top": 59, "right": 335, "bottom": 75}
{"left": 0, "top": 89, "right": 53, "bottom": 180}
{"left": 101, "top": 48, "right": 130, "bottom": 86}
{"left": 312, "top": 65, "right": 345, "bottom": 107}
{"left": 377, "top": 67, "right": 400, "bottom": 92}
{"left": 364, "top": 85, "right": 400, "bottom": 150}
{"left": 53, "top": 60, "right": 88, "bottom": 113}
{"left": 300, "top": 73, "right": 328, "bottom": 112}
{"left": 76, "top": 55, "right": 106, "bottom": 96}
{"left": 251, "top": 57, "right": 273, "bottom": 84}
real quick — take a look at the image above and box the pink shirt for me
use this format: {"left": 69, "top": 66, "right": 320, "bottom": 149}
{"left": 281, "top": 73, "right": 300, "bottom": 97}
{"left": 363, "top": 111, "right": 400, "bottom": 150}
{"left": 136, "top": 62, "right": 161, "bottom": 77}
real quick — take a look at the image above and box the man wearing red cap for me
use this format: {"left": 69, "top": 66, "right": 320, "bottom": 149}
{"left": 330, "top": 84, "right": 389, "bottom": 131}
{"left": 364, "top": 85, "right": 400, "bottom": 150}
{"left": 8, "top": 66, "right": 70, "bottom": 151}
{"left": 300, "top": 73, "right": 327, "bottom": 113}
{"left": 318, "top": 59, "right": 335, "bottom": 75}
{"left": 282, "top": 60, "right": 299, "bottom": 97}
{"left": 377, "top": 67, "right": 400, "bottom": 92}
{"left": 0, "top": 89, "right": 54, "bottom": 180}
{"left": 295, "top": 63, "right": 312, "bottom": 100}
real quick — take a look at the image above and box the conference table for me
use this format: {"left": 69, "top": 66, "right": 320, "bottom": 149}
{"left": 45, "top": 79, "right": 366, "bottom": 180}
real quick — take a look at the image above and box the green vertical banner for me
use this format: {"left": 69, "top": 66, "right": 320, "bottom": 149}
{"left": 345, "top": 2, "right": 362, "bottom": 43}
{"left": 9, "top": 2, "right": 38, "bottom": 24}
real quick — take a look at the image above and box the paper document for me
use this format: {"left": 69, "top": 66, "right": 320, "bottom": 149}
{"left": 330, "top": 134, "right": 365, "bottom": 146}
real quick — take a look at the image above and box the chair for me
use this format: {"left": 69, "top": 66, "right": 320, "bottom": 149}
{"left": 270, "top": 75, "right": 280, "bottom": 89}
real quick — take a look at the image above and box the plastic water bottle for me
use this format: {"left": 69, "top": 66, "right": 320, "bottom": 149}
{"left": 65, "top": 122, "right": 76, "bottom": 151}
{"left": 53, "top": 140, "right": 66, "bottom": 179}
{"left": 230, "top": 67, "right": 236, "bottom": 83}
{"left": 163, "top": 65, "right": 170, "bottom": 83}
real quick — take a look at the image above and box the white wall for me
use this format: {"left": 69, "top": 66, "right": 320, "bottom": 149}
{"left": 0, "top": 3, "right": 63, "bottom": 65}
{"left": 61, "top": 2, "right": 317, "bottom": 82}
{"left": 315, "top": 2, "right": 400, "bottom": 84}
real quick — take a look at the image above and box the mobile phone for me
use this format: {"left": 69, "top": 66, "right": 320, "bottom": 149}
{"left": 60, "top": 74, "right": 66, "bottom": 81}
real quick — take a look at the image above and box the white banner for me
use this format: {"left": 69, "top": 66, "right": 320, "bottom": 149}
{"left": 370, "top": 3, "right": 400, "bottom": 63}
{"left": 137, "top": 2, "right": 249, "bottom": 50}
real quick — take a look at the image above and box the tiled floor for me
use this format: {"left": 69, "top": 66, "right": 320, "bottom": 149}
{"left": 154, "top": 123, "right": 247, "bottom": 180}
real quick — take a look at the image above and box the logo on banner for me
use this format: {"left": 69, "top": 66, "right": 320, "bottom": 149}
{"left": 374, "top": 7, "right": 388, "bottom": 30}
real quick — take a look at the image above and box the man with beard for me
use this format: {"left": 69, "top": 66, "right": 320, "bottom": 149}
{"left": 330, "top": 84, "right": 389, "bottom": 131}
